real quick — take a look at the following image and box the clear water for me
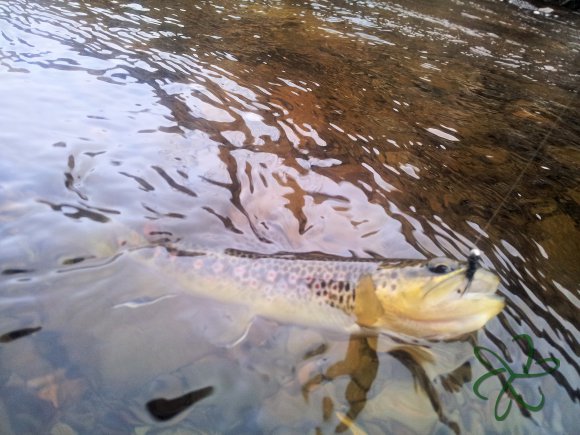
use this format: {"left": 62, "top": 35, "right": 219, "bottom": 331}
{"left": 0, "top": 0, "right": 578, "bottom": 433}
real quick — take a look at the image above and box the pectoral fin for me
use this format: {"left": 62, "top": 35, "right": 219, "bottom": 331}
{"left": 353, "top": 275, "right": 385, "bottom": 328}
{"left": 186, "top": 300, "right": 254, "bottom": 348}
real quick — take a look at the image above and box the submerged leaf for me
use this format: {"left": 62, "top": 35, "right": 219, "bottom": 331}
{"left": 0, "top": 327, "right": 42, "bottom": 343}
{"left": 146, "top": 386, "right": 214, "bottom": 421}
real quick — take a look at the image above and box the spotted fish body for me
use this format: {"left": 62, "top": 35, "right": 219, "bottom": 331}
{"left": 154, "top": 249, "right": 377, "bottom": 333}
{"left": 148, "top": 248, "right": 504, "bottom": 339}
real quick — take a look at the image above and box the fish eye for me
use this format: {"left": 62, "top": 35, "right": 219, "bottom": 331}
{"left": 429, "top": 264, "right": 450, "bottom": 274}
{"left": 427, "top": 258, "right": 457, "bottom": 274}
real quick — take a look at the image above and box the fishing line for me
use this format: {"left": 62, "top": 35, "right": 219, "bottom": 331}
{"left": 463, "top": 92, "right": 576, "bottom": 280}
{"left": 472, "top": 93, "right": 577, "bottom": 248}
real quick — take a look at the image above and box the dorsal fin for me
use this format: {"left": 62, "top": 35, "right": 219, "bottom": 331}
{"left": 223, "top": 248, "right": 407, "bottom": 264}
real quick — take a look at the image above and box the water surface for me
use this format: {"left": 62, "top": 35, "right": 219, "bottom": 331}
{"left": 1, "top": 0, "right": 578, "bottom": 433}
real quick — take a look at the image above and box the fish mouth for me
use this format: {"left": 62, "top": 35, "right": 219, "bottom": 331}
{"left": 463, "top": 269, "right": 501, "bottom": 296}
{"left": 417, "top": 268, "right": 504, "bottom": 324}
{"left": 375, "top": 265, "right": 504, "bottom": 339}
{"left": 460, "top": 270, "right": 505, "bottom": 324}
{"left": 422, "top": 267, "right": 500, "bottom": 304}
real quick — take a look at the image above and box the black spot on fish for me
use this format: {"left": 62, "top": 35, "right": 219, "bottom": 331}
{"left": 390, "top": 271, "right": 398, "bottom": 279}
{"left": 146, "top": 386, "right": 214, "bottom": 421}
{"left": 0, "top": 326, "right": 42, "bottom": 343}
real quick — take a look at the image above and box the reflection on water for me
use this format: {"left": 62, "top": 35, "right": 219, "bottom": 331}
{"left": 0, "top": 0, "right": 578, "bottom": 433}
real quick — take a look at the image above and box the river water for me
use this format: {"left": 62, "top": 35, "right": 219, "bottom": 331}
{"left": 0, "top": 0, "right": 578, "bottom": 434}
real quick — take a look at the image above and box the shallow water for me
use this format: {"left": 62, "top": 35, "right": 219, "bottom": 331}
{"left": 0, "top": 0, "right": 578, "bottom": 433}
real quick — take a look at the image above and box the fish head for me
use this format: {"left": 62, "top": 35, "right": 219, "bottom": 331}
{"left": 356, "top": 258, "right": 504, "bottom": 340}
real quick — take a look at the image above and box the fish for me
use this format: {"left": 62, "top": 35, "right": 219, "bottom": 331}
{"left": 144, "top": 248, "right": 504, "bottom": 340}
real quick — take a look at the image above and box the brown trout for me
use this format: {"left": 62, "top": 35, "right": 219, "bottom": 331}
{"left": 147, "top": 248, "right": 504, "bottom": 340}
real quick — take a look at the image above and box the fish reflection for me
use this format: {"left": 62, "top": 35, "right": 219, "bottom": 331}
{"left": 133, "top": 327, "right": 474, "bottom": 433}
{"left": 301, "top": 333, "right": 473, "bottom": 433}
{"left": 303, "top": 335, "right": 379, "bottom": 433}
{"left": 388, "top": 347, "right": 461, "bottom": 433}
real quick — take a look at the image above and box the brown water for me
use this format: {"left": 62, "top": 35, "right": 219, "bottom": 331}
{"left": 1, "top": 0, "right": 578, "bottom": 433}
